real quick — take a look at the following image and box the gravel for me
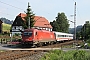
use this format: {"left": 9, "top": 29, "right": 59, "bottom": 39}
{"left": 15, "top": 52, "right": 47, "bottom": 60}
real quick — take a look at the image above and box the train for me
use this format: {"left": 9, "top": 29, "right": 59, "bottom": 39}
{"left": 21, "top": 28, "right": 73, "bottom": 46}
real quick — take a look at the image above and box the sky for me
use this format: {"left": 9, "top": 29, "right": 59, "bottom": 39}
{"left": 0, "top": 0, "right": 90, "bottom": 28}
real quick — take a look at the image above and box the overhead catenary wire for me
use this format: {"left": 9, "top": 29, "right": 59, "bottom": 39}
{"left": 0, "top": 1, "right": 24, "bottom": 11}
{"left": 0, "top": 1, "right": 25, "bottom": 20}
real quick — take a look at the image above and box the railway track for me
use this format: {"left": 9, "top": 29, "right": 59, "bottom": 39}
{"left": 9, "top": 40, "right": 82, "bottom": 49}
{"left": 0, "top": 50, "right": 48, "bottom": 60}
{"left": 38, "top": 40, "right": 83, "bottom": 48}
{"left": 0, "top": 40, "right": 83, "bottom": 60}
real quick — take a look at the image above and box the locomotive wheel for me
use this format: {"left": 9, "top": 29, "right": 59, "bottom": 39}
{"left": 43, "top": 42, "right": 48, "bottom": 46}
{"left": 32, "top": 44, "right": 37, "bottom": 48}
{"left": 56, "top": 41, "right": 60, "bottom": 44}
{"left": 37, "top": 42, "right": 43, "bottom": 47}
{"left": 50, "top": 41, "right": 54, "bottom": 45}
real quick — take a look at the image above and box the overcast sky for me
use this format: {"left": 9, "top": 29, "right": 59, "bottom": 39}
{"left": 0, "top": 0, "right": 90, "bottom": 28}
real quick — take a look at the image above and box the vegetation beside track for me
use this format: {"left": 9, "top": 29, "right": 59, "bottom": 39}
{"left": 85, "top": 38, "right": 90, "bottom": 48}
{"left": 0, "top": 34, "right": 22, "bottom": 44}
{"left": 40, "top": 50, "right": 90, "bottom": 60}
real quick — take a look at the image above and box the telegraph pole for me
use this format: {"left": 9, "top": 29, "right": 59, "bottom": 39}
{"left": 74, "top": 2, "right": 76, "bottom": 43}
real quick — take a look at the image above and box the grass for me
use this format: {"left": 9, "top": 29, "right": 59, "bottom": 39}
{"left": 0, "top": 50, "right": 5, "bottom": 52}
{"left": 62, "top": 44, "right": 73, "bottom": 48}
{"left": 2, "top": 23, "right": 11, "bottom": 32}
{"left": 40, "top": 50, "right": 90, "bottom": 60}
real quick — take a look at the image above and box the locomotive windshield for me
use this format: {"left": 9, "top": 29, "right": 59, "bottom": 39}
{"left": 23, "top": 32, "right": 32, "bottom": 36}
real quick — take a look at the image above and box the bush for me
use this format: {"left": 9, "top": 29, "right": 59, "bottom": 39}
{"left": 86, "top": 39, "right": 90, "bottom": 47}
{"left": 86, "top": 39, "right": 90, "bottom": 43}
{"left": 73, "top": 50, "right": 85, "bottom": 60}
{"left": 40, "top": 50, "right": 90, "bottom": 60}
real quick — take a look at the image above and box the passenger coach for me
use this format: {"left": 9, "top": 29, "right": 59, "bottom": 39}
{"left": 54, "top": 32, "right": 73, "bottom": 41}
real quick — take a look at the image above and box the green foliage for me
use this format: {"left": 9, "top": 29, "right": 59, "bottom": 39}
{"left": 50, "top": 20, "right": 60, "bottom": 32}
{"left": 40, "top": 50, "right": 90, "bottom": 60}
{"left": 73, "top": 50, "right": 86, "bottom": 60}
{"left": 14, "top": 33, "right": 20, "bottom": 36}
{"left": 2, "top": 23, "right": 11, "bottom": 33}
{"left": 22, "top": 2, "right": 35, "bottom": 29}
{"left": 50, "top": 12, "right": 69, "bottom": 33}
{"left": 80, "top": 21, "right": 90, "bottom": 40}
{"left": 86, "top": 39, "right": 90, "bottom": 43}
{"left": 86, "top": 39, "right": 90, "bottom": 47}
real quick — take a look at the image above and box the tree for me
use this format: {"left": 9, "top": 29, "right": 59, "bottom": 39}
{"left": 84, "top": 21, "right": 90, "bottom": 39}
{"left": 56, "top": 12, "right": 69, "bottom": 33}
{"left": 50, "top": 12, "right": 69, "bottom": 33}
{"left": 80, "top": 21, "right": 90, "bottom": 40}
{"left": 50, "top": 20, "right": 60, "bottom": 31}
{"left": 22, "top": 2, "right": 35, "bottom": 29}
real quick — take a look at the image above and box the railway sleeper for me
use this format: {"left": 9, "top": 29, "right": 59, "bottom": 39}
{"left": 9, "top": 53, "right": 22, "bottom": 60}
{"left": 0, "top": 51, "right": 12, "bottom": 55}
{"left": 12, "top": 54, "right": 20, "bottom": 59}
{"left": 0, "top": 52, "right": 8, "bottom": 55}
{"left": 8, "top": 55, "right": 15, "bottom": 60}
{"left": 11, "top": 54, "right": 21, "bottom": 59}
{"left": 19, "top": 52, "right": 28, "bottom": 57}
{"left": 0, "top": 56, "right": 11, "bottom": 60}
{"left": 0, "top": 50, "right": 48, "bottom": 60}
{"left": 0, "top": 51, "right": 37, "bottom": 60}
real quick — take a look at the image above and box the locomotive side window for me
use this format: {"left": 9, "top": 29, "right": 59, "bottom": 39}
{"left": 23, "top": 32, "right": 32, "bottom": 36}
{"left": 35, "top": 32, "right": 37, "bottom": 35}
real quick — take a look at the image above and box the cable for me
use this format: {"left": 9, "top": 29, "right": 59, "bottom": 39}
{"left": 0, "top": 1, "right": 24, "bottom": 11}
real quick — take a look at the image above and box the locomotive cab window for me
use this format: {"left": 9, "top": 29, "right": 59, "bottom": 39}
{"left": 23, "top": 32, "right": 32, "bottom": 36}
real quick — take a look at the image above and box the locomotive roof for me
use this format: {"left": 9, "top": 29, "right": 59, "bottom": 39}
{"left": 24, "top": 28, "right": 53, "bottom": 33}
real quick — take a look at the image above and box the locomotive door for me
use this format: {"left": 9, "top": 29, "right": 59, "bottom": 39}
{"left": 35, "top": 32, "right": 38, "bottom": 41}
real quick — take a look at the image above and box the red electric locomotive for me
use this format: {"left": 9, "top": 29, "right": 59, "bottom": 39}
{"left": 22, "top": 28, "right": 56, "bottom": 46}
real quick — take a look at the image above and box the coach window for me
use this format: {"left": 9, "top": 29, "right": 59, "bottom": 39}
{"left": 69, "top": 36, "right": 71, "bottom": 37}
{"left": 66, "top": 35, "right": 68, "bottom": 37}
{"left": 58, "top": 35, "right": 61, "bottom": 37}
{"left": 62, "top": 35, "right": 64, "bottom": 37}
{"left": 58, "top": 35, "right": 63, "bottom": 37}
